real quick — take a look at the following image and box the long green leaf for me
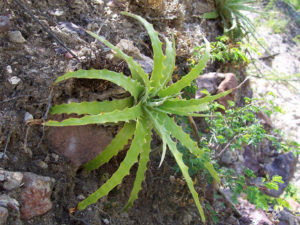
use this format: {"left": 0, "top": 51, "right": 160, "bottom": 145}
{"left": 155, "top": 112, "right": 204, "bottom": 158}
{"left": 151, "top": 36, "right": 176, "bottom": 97}
{"left": 146, "top": 109, "right": 206, "bottom": 221}
{"left": 55, "top": 69, "right": 144, "bottom": 101}
{"left": 78, "top": 117, "right": 149, "bottom": 210}
{"left": 45, "top": 103, "right": 142, "bottom": 126}
{"left": 86, "top": 31, "right": 150, "bottom": 89}
{"left": 158, "top": 47, "right": 210, "bottom": 98}
{"left": 122, "top": 12, "right": 165, "bottom": 89}
{"left": 158, "top": 90, "right": 232, "bottom": 111}
{"left": 166, "top": 136, "right": 206, "bottom": 222}
{"left": 50, "top": 97, "right": 133, "bottom": 115}
{"left": 84, "top": 122, "right": 136, "bottom": 172}
{"left": 147, "top": 109, "right": 206, "bottom": 222}
{"left": 123, "top": 122, "right": 152, "bottom": 210}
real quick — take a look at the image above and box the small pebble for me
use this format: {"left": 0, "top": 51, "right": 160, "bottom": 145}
{"left": 24, "top": 112, "right": 33, "bottom": 122}
{"left": 6, "top": 65, "right": 12, "bottom": 74}
{"left": 8, "top": 30, "right": 26, "bottom": 43}
{"left": 103, "top": 218, "right": 109, "bottom": 224}
{"left": 8, "top": 76, "right": 21, "bottom": 85}
{"left": 77, "top": 194, "right": 85, "bottom": 201}
{"left": 0, "top": 16, "right": 10, "bottom": 33}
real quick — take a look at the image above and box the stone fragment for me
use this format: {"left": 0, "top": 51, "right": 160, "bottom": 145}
{"left": 8, "top": 31, "right": 26, "bottom": 43}
{"left": 20, "top": 172, "right": 55, "bottom": 220}
{"left": 0, "top": 169, "right": 23, "bottom": 191}
{"left": 0, "top": 16, "right": 10, "bottom": 33}
{"left": 220, "top": 150, "right": 237, "bottom": 165}
{"left": 6, "top": 65, "right": 12, "bottom": 74}
{"left": 0, "top": 195, "right": 19, "bottom": 211}
{"left": 23, "top": 112, "right": 33, "bottom": 122}
{"left": 0, "top": 207, "right": 8, "bottom": 225}
{"left": 47, "top": 125, "right": 112, "bottom": 166}
{"left": 264, "top": 152, "right": 298, "bottom": 197}
{"left": 8, "top": 76, "right": 21, "bottom": 85}
{"left": 217, "top": 73, "right": 238, "bottom": 109}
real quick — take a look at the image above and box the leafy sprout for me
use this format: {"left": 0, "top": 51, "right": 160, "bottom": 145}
{"left": 45, "top": 12, "right": 231, "bottom": 222}
{"left": 202, "top": 0, "right": 259, "bottom": 39}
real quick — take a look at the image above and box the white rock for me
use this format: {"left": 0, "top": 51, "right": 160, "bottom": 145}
{"left": 8, "top": 31, "right": 26, "bottom": 43}
{"left": 24, "top": 112, "right": 33, "bottom": 122}
{"left": 8, "top": 76, "right": 21, "bottom": 85}
{"left": 6, "top": 65, "right": 12, "bottom": 74}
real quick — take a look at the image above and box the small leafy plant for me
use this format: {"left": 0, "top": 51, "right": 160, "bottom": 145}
{"left": 45, "top": 12, "right": 231, "bottom": 222}
{"left": 202, "top": 0, "right": 258, "bottom": 39}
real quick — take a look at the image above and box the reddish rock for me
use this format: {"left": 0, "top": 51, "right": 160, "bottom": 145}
{"left": 0, "top": 207, "right": 8, "bottom": 225}
{"left": 20, "top": 173, "right": 55, "bottom": 220}
{"left": 47, "top": 125, "right": 112, "bottom": 166}
{"left": 217, "top": 73, "right": 238, "bottom": 109}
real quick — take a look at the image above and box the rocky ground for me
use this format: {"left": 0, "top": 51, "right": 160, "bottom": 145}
{"left": 0, "top": 0, "right": 299, "bottom": 225}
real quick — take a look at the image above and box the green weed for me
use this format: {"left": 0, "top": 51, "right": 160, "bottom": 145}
{"left": 45, "top": 12, "right": 232, "bottom": 222}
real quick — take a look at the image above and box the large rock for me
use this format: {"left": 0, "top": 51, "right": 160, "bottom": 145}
{"left": 47, "top": 125, "right": 113, "bottom": 166}
{"left": 20, "top": 172, "right": 55, "bottom": 220}
{"left": 264, "top": 152, "right": 298, "bottom": 197}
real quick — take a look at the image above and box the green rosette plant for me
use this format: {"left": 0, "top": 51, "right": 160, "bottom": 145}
{"left": 45, "top": 12, "right": 231, "bottom": 222}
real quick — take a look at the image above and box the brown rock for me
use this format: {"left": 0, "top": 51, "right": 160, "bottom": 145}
{"left": 217, "top": 73, "right": 238, "bottom": 109}
{"left": 20, "top": 172, "right": 55, "bottom": 220}
{"left": 47, "top": 125, "right": 113, "bottom": 166}
{"left": 0, "top": 207, "right": 8, "bottom": 225}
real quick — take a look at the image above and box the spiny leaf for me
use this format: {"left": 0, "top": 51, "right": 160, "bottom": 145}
{"left": 155, "top": 112, "right": 204, "bottom": 158}
{"left": 50, "top": 97, "right": 133, "bottom": 115}
{"left": 158, "top": 102, "right": 209, "bottom": 115}
{"left": 166, "top": 136, "right": 206, "bottom": 222}
{"left": 122, "top": 12, "right": 165, "bottom": 89}
{"left": 45, "top": 103, "right": 142, "bottom": 126}
{"left": 123, "top": 122, "right": 152, "bottom": 210}
{"left": 85, "top": 30, "right": 150, "bottom": 89}
{"left": 146, "top": 109, "right": 205, "bottom": 221}
{"left": 151, "top": 35, "right": 176, "bottom": 97}
{"left": 78, "top": 117, "right": 149, "bottom": 210}
{"left": 158, "top": 89, "right": 232, "bottom": 112}
{"left": 55, "top": 69, "right": 144, "bottom": 101}
{"left": 158, "top": 46, "right": 210, "bottom": 98}
{"left": 84, "top": 122, "right": 136, "bottom": 172}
